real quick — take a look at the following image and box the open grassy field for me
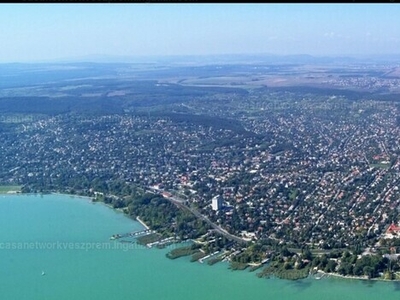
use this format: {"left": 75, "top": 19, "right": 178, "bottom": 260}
{"left": 370, "top": 163, "right": 391, "bottom": 169}
{"left": 0, "top": 185, "right": 22, "bottom": 194}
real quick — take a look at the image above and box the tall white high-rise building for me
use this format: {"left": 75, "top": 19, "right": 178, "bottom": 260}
{"left": 212, "top": 195, "right": 223, "bottom": 211}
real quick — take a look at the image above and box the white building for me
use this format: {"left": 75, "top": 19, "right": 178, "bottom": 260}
{"left": 212, "top": 195, "right": 223, "bottom": 211}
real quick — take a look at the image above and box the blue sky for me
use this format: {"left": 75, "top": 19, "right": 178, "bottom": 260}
{"left": 0, "top": 3, "right": 399, "bottom": 62}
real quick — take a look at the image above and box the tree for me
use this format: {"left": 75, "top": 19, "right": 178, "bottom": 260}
{"left": 363, "top": 266, "right": 374, "bottom": 279}
{"left": 302, "top": 247, "right": 313, "bottom": 261}
{"left": 324, "top": 260, "right": 337, "bottom": 273}
{"left": 338, "top": 262, "right": 352, "bottom": 276}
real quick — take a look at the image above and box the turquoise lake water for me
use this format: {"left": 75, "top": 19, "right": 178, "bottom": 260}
{"left": 1, "top": 194, "right": 400, "bottom": 300}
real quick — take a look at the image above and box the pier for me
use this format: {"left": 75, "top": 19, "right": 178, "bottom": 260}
{"left": 136, "top": 216, "right": 150, "bottom": 230}
{"left": 199, "top": 251, "right": 220, "bottom": 264}
{"left": 146, "top": 236, "right": 176, "bottom": 248}
{"left": 110, "top": 229, "right": 154, "bottom": 240}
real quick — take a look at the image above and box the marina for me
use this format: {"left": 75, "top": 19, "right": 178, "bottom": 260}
{"left": 199, "top": 251, "right": 220, "bottom": 264}
{"left": 110, "top": 229, "right": 154, "bottom": 240}
{"left": 146, "top": 236, "right": 176, "bottom": 248}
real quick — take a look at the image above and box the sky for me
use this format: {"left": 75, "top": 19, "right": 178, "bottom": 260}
{"left": 0, "top": 3, "right": 400, "bottom": 63}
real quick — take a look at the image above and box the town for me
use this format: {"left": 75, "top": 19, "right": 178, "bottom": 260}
{"left": 1, "top": 60, "right": 400, "bottom": 279}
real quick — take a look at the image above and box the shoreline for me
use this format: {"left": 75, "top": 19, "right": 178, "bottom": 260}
{"left": 50, "top": 192, "right": 151, "bottom": 232}
{"left": 136, "top": 216, "right": 150, "bottom": 230}
{"left": 9, "top": 191, "right": 400, "bottom": 284}
{"left": 315, "top": 270, "right": 400, "bottom": 282}
{"left": 51, "top": 192, "right": 94, "bottom": 201}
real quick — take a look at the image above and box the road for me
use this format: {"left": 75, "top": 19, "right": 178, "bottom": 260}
{"left": 147, "top": 187, "right": 248, "bottom": 244}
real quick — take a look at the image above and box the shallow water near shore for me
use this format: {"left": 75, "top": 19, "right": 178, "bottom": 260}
{"left": 1, "top": 194, "right": 400, "bottom": 300}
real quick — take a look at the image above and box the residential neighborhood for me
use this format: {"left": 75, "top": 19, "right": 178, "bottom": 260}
{"left": 1, "top": 87, "right": 400, "bottom": 254}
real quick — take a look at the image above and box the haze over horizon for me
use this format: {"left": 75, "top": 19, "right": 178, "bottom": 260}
{"left": 1, "top": 3, "right": 399, "bottom": 63}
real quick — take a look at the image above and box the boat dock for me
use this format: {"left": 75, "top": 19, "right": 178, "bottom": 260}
{"left": 110, "top": 229, "right": 154, "bottom": 240}
{"left": 146, "top": 236, "right": 176, "bottom": 248}
{"left": 136, "top": 216, "right": 150, "bottom": 230}
{"left": 199, "top": 251, "right": 220, "bottom": 264}
{"left": 313, "top": 270, "right": 328, "bottom": 280}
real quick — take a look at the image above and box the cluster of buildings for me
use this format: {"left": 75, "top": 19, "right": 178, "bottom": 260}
{"left": 1, "top": 89, "right": 400, "bottom": 250}
{"left": 324, "top": 76, "right": 400, "bottom": 93}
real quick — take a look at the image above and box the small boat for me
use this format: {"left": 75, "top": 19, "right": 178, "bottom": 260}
{"left": 110, "top": 234, "right": 121, "bottom": 240}
{"left": 41, "top": 271, "right": 46, "bottom": 276}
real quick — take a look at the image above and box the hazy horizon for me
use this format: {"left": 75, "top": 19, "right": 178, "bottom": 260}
{"left": 1, "top": 4, "right": 400, "bottom": 63}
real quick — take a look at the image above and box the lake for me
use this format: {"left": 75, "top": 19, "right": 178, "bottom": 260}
{"left": 1, "top": 194, "right": 400, "bottom": 300}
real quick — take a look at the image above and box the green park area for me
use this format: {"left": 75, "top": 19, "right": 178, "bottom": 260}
{"left": 0, "top": 185, "right": 22, "bottom": 194}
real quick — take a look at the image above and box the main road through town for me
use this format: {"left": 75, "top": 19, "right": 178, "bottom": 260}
{"left": 147, "top": 187, "right": 247, "bottom": 244}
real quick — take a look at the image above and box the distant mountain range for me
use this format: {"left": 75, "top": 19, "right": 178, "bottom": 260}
{"left": 31, "top": 53, "right": 400, "bottom": 66}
